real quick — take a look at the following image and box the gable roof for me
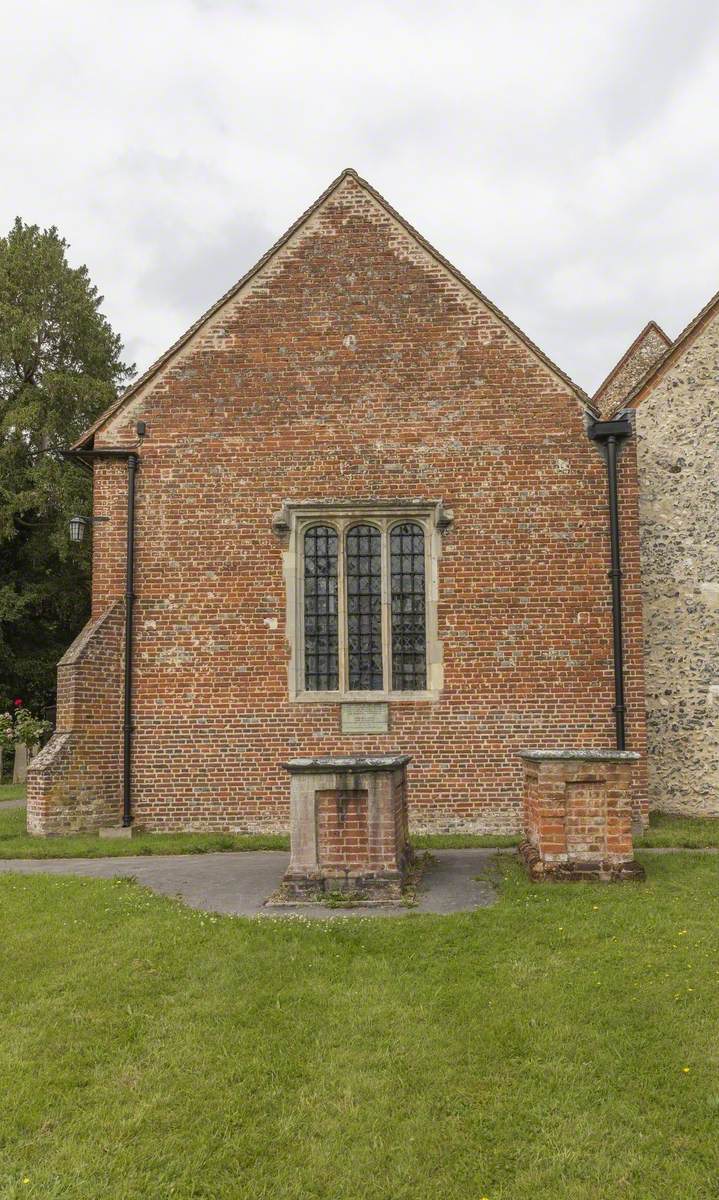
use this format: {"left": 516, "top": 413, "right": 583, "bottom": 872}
{"left": 73, "top": 168, "right": 595, "bottom": 450}
{"left": 593, "top": 320, "right": 672, "bottom": 416}
{"left": 620, "top": 288, "right": 719, "bottom": 412}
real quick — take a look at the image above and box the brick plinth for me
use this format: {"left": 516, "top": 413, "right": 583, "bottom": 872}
{"left": 281, "top": 756, "right": 412, "bottom": 900}
{"left": 518, "top": 750, "right": 645, "bottom": 882}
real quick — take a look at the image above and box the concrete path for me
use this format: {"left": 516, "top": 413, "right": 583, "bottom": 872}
{"left": 0, "top": 797, "right": 25, "bottom": 810}
{"left": 0, "top": 848, "right": 499, "bottom": 919}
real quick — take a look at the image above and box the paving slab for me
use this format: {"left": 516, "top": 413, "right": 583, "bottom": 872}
{"left": 0, "top": 848, "right": 499, "bottom": 918}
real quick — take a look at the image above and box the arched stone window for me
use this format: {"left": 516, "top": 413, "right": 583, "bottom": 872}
{"left": 346, "top": 523, "right": 383, "bottom": 691}
{"left": 303, "top": 525, "right": 338, "bottom": 691}
{"left": 275, "top": 501, "right": 451, "bottom": 701}
{"left": 390, "top": 522, "right": 427, "bottom": 692}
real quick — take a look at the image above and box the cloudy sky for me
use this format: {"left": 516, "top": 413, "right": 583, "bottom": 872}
{"left": 3, "top": 0, "right": 719, "bottom": 393}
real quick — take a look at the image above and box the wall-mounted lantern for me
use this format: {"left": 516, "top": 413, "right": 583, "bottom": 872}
{"left": 69, "top": 515, "right": 89, "bottom": 542}
{"left": 69, "top": 515, "right": 108, "bottom": 543}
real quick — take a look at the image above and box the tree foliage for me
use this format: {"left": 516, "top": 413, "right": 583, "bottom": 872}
{"left": 0, "top": 218, "right": 133, "bottom": 711}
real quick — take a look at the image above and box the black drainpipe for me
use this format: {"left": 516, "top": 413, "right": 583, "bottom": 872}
{"left": 63, "top": 435, "right": 142, "bottom": 826}
{"left": 122, "top": 453, "right": 138, "bottom": 825}
{"left": 587, "top": 414, "right": 632, "bottom": 750}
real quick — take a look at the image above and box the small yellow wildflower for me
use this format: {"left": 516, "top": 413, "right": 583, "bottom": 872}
{"left": 683, "top": 1067, "right": 690, "bottom": 1073}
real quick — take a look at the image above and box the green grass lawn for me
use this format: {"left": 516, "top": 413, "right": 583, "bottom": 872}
{"left": 413, "top": 831, "right": 521, "bottom": 849}
{"left": 3, "top": 782, "right": 719, "bottom": 856}
{"left": 1, "top": 854, "right": 719, "bottom": 1198}
{"left": 0, "top": 800, "right": 288, "bottom": 858}
{"left": 0, "top": 783, "right": 26, "bottom": 803}
{"left": 636, "top": 810, "right": 719, "bottom": 848}
{"left": 0, "top": 785, "right": 516, "bottom": 857}
{"left": 0, "top": 802, "right": 519, "bottom": 858}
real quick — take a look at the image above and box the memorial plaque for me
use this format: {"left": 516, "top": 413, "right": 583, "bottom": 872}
{"left": 341, "top": 703, "right": 389, "bottom": 734}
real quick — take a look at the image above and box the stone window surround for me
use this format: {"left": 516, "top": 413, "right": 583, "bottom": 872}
{"left": 273, "top": 500, "right": 452, "bottom": 703}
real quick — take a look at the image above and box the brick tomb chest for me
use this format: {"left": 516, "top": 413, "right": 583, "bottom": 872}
{"left": 518, "top": 749, "right": 645, "bottom": 882}
{"left": 281, "top": 756, "right": 412, "bottom": 900}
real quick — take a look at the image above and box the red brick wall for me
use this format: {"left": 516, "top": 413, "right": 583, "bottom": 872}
{"left": 92, "top": 461, "right": 128, "bottom": 619}
{"left": 316, "top": 789, "right": 370, "bottom": 871}
{"left": 61, "top": 175, "right": 646, "bottom": 834}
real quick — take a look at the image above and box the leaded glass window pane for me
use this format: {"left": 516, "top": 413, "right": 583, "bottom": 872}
{"left": 346, "top": 524, "right": 383, "bottom": 690}
{"left": 303, "top": 526, "right": 339, "bottom": 691}
{"left": 391, "top": 522, "right": 427, "bottom": 691}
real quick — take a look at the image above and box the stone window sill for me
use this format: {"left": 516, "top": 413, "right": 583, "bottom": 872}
{"left": 291, "top": 690, "right": 437, "bottom": 704}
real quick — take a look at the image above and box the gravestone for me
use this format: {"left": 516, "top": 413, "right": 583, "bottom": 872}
{"left": 12, "top": 744, "right": 28, "bottom": 784}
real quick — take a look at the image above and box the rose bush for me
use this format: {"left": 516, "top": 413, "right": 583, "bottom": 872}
{"left": 0, "top": 708, "right": 51, "bottom": 750}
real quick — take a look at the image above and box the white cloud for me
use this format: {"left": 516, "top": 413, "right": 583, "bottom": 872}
{"left": 2, "top": 0, "right": 718, "bottom": 391}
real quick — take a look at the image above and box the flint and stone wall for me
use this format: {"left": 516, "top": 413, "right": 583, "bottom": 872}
{"left": 633, "top": 309, "right": 719, "bottom": 814}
